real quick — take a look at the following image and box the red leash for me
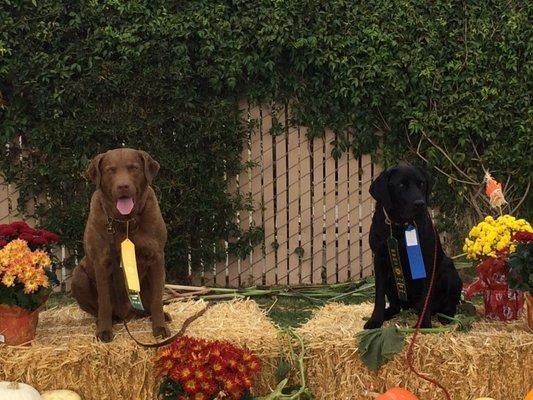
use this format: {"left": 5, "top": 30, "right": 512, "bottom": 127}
{"left": 404, "top": 215, "right": 452, "bottom": 400}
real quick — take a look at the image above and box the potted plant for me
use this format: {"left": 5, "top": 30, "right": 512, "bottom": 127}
{"left": 506, "top": 231, "right": 533, "bottom": 330}
{"left": 155, "top": 336, "right": 261, "bottom": 400}
{"left": 463, "top": 215, "right": 532, "bottom": 321}
{"left": 0, "top": 221, "right": 58, "bottom": 345}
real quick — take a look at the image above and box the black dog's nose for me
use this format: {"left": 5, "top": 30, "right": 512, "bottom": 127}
{"left": 414, "top": 200, "right": 426, "bottom": 209}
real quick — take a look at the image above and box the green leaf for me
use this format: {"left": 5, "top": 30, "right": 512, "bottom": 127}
{"left": 275, "top": 358, "right": 291, "bottom": 383}
{"left": 357, "top": 326, "right": 405, "bottom": 371}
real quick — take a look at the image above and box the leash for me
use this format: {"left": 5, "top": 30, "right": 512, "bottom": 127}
{"left": 101, "top": 200, "right": 214, "bottom": 349}
{"left": 403, "top": 211, "right": 452, "bottom": 400}
{"left": 123, "top": 302, "right": 215, "bottom": 348}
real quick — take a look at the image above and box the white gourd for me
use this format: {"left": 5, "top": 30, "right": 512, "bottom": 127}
{"left": 41, "top": 390, "right": 81, "bottom": 400}
{"left": 0, "top": 381, "right": 41, "bottom": 400}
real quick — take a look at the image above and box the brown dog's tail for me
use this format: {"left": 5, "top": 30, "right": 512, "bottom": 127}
{"left": 123, "top": 302, "right": 215, "bottom": 348}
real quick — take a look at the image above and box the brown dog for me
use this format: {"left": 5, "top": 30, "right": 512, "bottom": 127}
{"left": 71, "top": 148, "right": 170, "bottom": 342}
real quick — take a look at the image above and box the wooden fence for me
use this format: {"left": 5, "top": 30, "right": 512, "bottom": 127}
{"left": 197, "top": 103, "right": 381, "bottom": 287}
{"left": 0, "top": 103, "right": 381, "bottom": 288}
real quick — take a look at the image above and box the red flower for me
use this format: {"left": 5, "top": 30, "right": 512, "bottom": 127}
{"left": 31, "top": 236, "right": 48, "bottom": 245}
{"left": 246, "top": 358, "right": 261, "bottom": 374}
{"left": 37, "top": 229, "right": 59, "bottom": 243}
{"left": 0, "top": 225, "right": 17, "bottom": 237}
{"left": 9, "top": 221, "right": 30, "bottom": 231}
{"left": 229, "top": 390, "right": 244, "bottom": 400}
{"left": 513, "top": 231, "right": 533, "bottom": 242}
{"left": 19, "top": 226, "right": 38, "bottom": 236}
{"left": 199, "top": 380, "right": 217, "bottom": 396}
{"left": 183, "top": 379, "right": 200, "bottom": 394}
{"left": 18, "top": 232, "right": 34, "bottom": 242}
{"left": 175, "top": 365, "right": 194, "bottom": 381}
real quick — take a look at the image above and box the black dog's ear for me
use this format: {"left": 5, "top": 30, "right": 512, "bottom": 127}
{"left": 85, "top": 153, "right": 104, "bottom": 187}
{"left": 414, "top": 166, "right": 432, "bottom": 203}
{"left": 138, "top": 150, "right": 160, "bottom": 184}
{"left": 369, "top": 168, "right": 393, "bottom": 210}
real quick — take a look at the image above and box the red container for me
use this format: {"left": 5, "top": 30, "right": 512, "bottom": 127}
{"left": 0, "top": 304, "right": 41, "bottom": 346}
{"left": 483, "top": 288, "right": 524, "bottom": 321}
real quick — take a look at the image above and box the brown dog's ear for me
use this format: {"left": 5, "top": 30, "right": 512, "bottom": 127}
{"left": 85, "top": 153, "right": 104, "bottom": 187}
{"left": 369, "top": 168, "right": 394, "bottom": 210}
{"left": 138, "top": 150, "right": 160, "bottom": 184}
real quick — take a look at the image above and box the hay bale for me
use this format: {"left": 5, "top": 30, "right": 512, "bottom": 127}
{"left": 0, "top": 300, "right": 282, "bottom": 399}
{"left": 297, "top": 302, "right": 533, "bottom": 400}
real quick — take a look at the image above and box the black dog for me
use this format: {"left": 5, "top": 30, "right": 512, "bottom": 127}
{"left": 364, "top": 165, "right": 462, "bottom": 329}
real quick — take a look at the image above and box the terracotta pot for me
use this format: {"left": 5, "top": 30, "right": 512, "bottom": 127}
{"left": 526, "top": 292, "right": 533, "bottom": 332}
{"left": 0, "top": 303, "right": 42, "bottom": 346}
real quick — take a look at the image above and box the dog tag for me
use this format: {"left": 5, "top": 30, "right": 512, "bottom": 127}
{"left": 404, "top": 225, "right": 427, "bottom": 280}
{"left": 120, "top": 238, "right": 144, "bottom": 311}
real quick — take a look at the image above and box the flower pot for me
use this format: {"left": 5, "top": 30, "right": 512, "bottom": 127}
{"left": 483, "top": 288, "right": 524, "bottom": 321}
{"left": 526, "top": 292, "right": 533, "bottom": 332}
{"left": 0, "top": 304, "right": 42, "bottom": 345}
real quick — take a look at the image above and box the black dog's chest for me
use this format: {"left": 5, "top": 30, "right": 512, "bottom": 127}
{"left": 382, "top": 228, "right": 435, "bottom": 301}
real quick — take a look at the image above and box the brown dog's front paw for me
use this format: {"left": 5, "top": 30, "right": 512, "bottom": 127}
{"left": 96, "top": 329, "right": 113, "bottom": 342}
{"left": 153, "top": 324, "right": 171, "bottom": 338}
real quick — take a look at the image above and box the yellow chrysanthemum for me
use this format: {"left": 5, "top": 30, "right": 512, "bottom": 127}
{"left": 0, "top": 238, "right": 51, "bottom": 292}
{"left": 464, "top": 214, "right": 532, "bottom": 261}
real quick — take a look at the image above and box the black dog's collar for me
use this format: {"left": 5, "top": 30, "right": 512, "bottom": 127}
{"left": 382, "top": 207, "right": 411, "bottom": 228}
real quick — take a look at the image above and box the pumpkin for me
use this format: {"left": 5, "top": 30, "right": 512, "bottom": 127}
{"left": 376, "top": 387, "right": 419, "bottom": 400}
{"left": 41, "top": 390, "right": 81, "bottom": 400}
{"left": 0, "top": 381, "right": 41, "bottom": 400}
{"left": 525, "top": 391, "right": 533, "bottom": 400}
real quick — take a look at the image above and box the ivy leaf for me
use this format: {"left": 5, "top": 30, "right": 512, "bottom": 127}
{"left": 275, "top": 358, "right": 290, "bottom": 383}
{"left": 357, "top": 326, "right": 405, "bottom": 371}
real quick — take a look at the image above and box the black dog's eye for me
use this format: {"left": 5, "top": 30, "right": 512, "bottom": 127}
{"left": 418, "top": 180, "right": 425, "bottom": 187}
{"left": 399, "top": 182, "right": 407, "bottom": 189}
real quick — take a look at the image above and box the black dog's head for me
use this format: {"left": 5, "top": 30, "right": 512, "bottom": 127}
{"left": 370, "top": 165, "right": 432, "bottom": 221}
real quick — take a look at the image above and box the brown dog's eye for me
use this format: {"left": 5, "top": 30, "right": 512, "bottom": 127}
{"left": 128, "top": 164, "right": 139, "bottom": 171}
{"left": 106, "top": 166, "right": 117, "bottom": 174}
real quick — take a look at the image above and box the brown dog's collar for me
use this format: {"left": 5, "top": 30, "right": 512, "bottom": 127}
{"left": 100, "top": 199, "right": 140, "bottom": 235}
{"left": 105, "top": 216, "right": 139, "bottom": 235}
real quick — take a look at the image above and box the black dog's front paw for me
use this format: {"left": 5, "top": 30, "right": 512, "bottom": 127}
{"left": 363, "top": 318, "right": 384, "bottom": 329}
{"left": 384, "top": 307, "right": 400, "bottom": 321}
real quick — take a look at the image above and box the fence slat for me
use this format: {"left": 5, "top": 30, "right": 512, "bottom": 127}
{"left": 286, "top": 125, "right": 300, "bottom": 285}
{"left": 311, "top": 137, "right": 325, "bottom": 284}
{"left": 249, "top": 105, "right": 263, "bottom": 285}
{"left": 337, "top": 149, "right": 349, "bottom": 283}
{"left": 299, "top": 127, "right": 312, "bottom": 284}
{"left": 360, "top": 154, "right": 373, "bottom": 277}
{"left": 324, "top": 131, "right": 337, "bottom": 283}
{"left": 348, "top": 151, "right": 361, "bottom": 279}
{"left": 261, "top": 106, "right": 276, "bottom": 286}
{"left": 274, "top": 108, "right": 288, "bottom": 285}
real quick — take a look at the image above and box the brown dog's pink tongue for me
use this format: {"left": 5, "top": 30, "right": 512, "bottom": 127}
{"left": 116, "top": 197, "right": 134, "bottom": 215}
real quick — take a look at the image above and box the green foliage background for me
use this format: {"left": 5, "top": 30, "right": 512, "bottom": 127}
{"left": 1, "top": 0, "right": 531, "bottom": 277}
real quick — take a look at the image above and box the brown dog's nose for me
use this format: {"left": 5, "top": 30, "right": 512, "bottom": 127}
{"left": 117, "top": 183, "right": 130, "bottom": 191}
{"left": 414, "top": 200, "right": 426, "bottom": 209}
